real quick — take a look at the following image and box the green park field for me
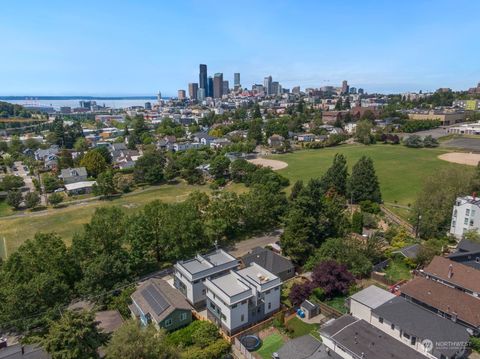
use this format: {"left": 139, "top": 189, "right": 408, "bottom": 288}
{"left": 0, "top": 182, "right": 246, "bottom": 257}
{"left": 0, "top": 144, "right": 471, "bottom": 258}
{"left": 273, "top": 144, "right": 471, "bottom": 206}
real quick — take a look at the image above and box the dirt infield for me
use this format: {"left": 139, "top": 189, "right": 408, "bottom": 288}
{"left": 438, "top": 152, "right": 480, "bottom": 166}
{"left": 247, "top": 158, "right": 288, "bottom": 170}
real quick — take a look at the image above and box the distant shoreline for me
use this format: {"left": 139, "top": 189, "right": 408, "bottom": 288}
{"left": 0, "top": 96, "right": 159, "bottom": 100}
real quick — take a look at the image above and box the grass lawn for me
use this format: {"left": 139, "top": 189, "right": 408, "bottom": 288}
{"left": 285, "top": 317, "right": 319, "bottom": 338}
{"left": 272, "top": 144, "right": 469, "bottom": 207}
{"left": 384, "top": 258, "right": 412, "bottom": 283}
{"left": 255, "top": 333, "right": 285, "bottom": 359}
{"left": 323, "top": 296, "right": 348, "bottom": 314}
{"left": 0, "top": 200, "right": 13, "bottom": 217}
{"left": 0, "top": 182, "right": 246, "bottom": 257}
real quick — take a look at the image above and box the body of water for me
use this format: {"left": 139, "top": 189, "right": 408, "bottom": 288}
{"left": 2, "top": 98, "right": 158, "bottom": 110}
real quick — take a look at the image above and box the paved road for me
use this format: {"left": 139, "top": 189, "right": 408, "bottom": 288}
{"left": 228, "top": 229, "right": 283, "bottom": 257}
{"left": 440, "top": 137, "right": 480, "bottom": 152}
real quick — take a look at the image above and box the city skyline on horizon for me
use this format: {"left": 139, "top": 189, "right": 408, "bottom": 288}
{"left": 1, "top": 0, "right": 479, "bottom": 96}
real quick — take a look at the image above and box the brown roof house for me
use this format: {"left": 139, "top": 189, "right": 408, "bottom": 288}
{"left": 130, "top": 278, "right": 192, "bottom": 331}
{"left": 422, "top": 256, "right": 480, "bottom": 296}
{"left": 400, "top": 277, "right": 480, "bottom": 333}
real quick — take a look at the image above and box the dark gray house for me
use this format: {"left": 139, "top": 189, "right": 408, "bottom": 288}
{"left": 448, "top": 239, "right": 480, "bottom": 270}
{"left": 241, "top": 247, "right": 295, "bottom": 281}
{"left": 130, "top": 278, "right": 192, "bottom": 332}
{"left": 60, "top": 167, "right": 88, "bottom": 184}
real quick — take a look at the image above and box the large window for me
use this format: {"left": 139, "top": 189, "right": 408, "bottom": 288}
{"left": 180, "top": 312, "right": 188, "bottom": 321}
{"left": 164, "top": 318, "right": 172, "bottom": 327}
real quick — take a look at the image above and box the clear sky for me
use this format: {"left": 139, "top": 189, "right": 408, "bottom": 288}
{"left": 1, "top": 0, "right": 479, "bottom": 96}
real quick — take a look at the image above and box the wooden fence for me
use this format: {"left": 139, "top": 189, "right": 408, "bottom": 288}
{"left": 371, "top": 271, "right": 397, "bottom": 286}
{"left": 233, "top": 337, "right": 255, "bottom": 359}
{"left": 317, "top": 301, "right": 343, "bottom": 318}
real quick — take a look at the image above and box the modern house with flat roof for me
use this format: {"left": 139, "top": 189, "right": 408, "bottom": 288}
{"left": 204, "top": 263, "right": 282, "bottom": 335}
{"left": 130, "top": 278, "right": 192, "bottom": 332}
{"left": 173, "top": 249, "right": 239, "bottom": 308}
{"left": 450, "top": 195, "right": 480, "bottom": 239}
{"left": 448, "top": 239, "right": 480, "bottom": 270}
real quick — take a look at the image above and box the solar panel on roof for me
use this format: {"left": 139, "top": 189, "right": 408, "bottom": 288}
{"left": 141, "top": 284, "right": 170, "bottom": 315}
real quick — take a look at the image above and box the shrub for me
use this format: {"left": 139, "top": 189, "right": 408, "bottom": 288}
{"left": 311, "top": 287, "right": 325, "bottom": 302}
{"left": 289, "top": 281, "right": 313, "bottom": 307}
{"left": 359, "top": 200, "right": 381, "bottom": 214}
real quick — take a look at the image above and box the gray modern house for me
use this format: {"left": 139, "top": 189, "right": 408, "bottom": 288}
{"left": 174, "top": 249, "right": 239, "bottom": 308}
{"left": 60, "top": 167, "right": 88, "bottom": 184}
{"left": 204, "top": 263, "right": 282, "bottom": 335}
{"left": 241, "top": 247, "right": 295, "bottom": 281}
{"left": 130, "top": 278, "right": 192, "bottom": 332}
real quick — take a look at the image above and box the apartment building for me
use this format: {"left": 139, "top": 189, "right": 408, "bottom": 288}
{"left": 173, "top": 249, "right": 239, "bottom": 308}
{"left": 204, "top": 263, "right": 282, "bottom": 335}
{"left": 450, "top": 195, "right": 480, "bottom": 239}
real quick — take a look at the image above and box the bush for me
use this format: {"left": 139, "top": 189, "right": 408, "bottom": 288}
{"left": 289, "top": 281, "right": 312, "bottom": 307}
{"left": 470, "top": 337, "right": 480, "bottom": 353}
{"left": 48, "top": 192, "right": 64, "bottom": 207}
{"left": 351, "top": 212, "right": 363, "bottom": 234}
{"left": 359, "top": 200, "right": 381, "bottom": 214}
{"left": 311, "top": 287, "right": 325, "bottom": 302}
{"left": 362, "top": 213, "right": 378, "bottom": 229}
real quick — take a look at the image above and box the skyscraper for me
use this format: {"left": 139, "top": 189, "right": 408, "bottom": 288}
{"left": 207, "top": 76, "right": 213, "bottom": 97}
{"left": 157, "top": 91, "right": 162, "bottom": 103}
{"left": 271, "top": 81, "right": 280, "bottom": 95}
{"left": 234, "top": 73, "right": 240, "bottom": 87}
{"left": 341, "top": 80, "right": 349, "bottom": 94}
{"left": 222, "top": 80, "right": 229, "bottom": 95}
{"left": 199, "top": 64, "right": 207, "bottom": 92}
{"left": 178, "top": 89, "right": 186, "bottom": 100}
{"left": 197, "top": 88, "right": 206, "bottom": 101}
{"left": 264, "top": 75, "right": 272, "bottom": 95}
{"left": 213, "top": 73, "right": 223, "bottom": 98}
{"left": 188, "top": 83, "right": 198, "bottom": 100}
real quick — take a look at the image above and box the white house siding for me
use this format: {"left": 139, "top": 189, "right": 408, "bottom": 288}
{"left": 349, "top": 300, "right": 372, "bottom": 323}
{"left": 450, "top": 197, "right": 480, "bottom": 239}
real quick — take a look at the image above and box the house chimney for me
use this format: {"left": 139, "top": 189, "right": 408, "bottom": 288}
{"left": 448, "top": 264, "right": 453, "bottom": 279}
{"left": 473, "top": 192, "right": 477, "bottom": 201}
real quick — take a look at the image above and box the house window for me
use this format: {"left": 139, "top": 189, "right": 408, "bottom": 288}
{"left": 232, "top": 304, "right": 237, "bottom": 309}
{"left": 476, "top": 257, "right": 480, "bottom": 263}
{"left": 403, "top": 332, "right": 410, "bottom": 340}
{"left": 241, "top": 314, "right": 244, "bottom": 322}
{"left": 275, "top": 287, "right": 279, "bottom": 291}
{"left": 268, "top": 302, "right": 271, "bottom": 310}
{"left": 391, "top": 323, "right": 395, "bottom": 330}
{"left": 165, "top": 319, "right": 172, "bottom": 327}
{"left": 454, "top": 209, "right": 458, "bottom": 217}
{"left": 464, "top": 218, "right": 469, "bottom": 225}
{"left": 266, "top": 290, "right": 271, "bottom": 294}
{"left": 411, "top": 336, "right": 416, "bottom": 345}
{"left": 452, "top": 220, "right": 456, "bottom": 227}
{"left": 470, "top": 220, "right": 474, "bottom": 226}
{"left": 466, "top": 209, "right": 470, "bottom": 216}
{"left": 202, "top": 289, "right": 206, "bottom": 295}
{"left": 210, "top": 302, "right": 216, "bottom": 310}
{"left": 472, "top": 210, "right": 476, "bottom": 216}
{"left": 180, "top": 312, "right": 187, "bottom": 321}
{"left": 379, "top": 317, "right": 384, "bottom": 324}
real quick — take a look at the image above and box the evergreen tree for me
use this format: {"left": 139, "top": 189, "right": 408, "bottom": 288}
{"left": 40, "top": 310, "right": 108, "bottom": 359}
{"left": 320, "top": 153, "right": 348, "bottom": 195}
{"left": 348, "top": 156, "right": 382, "bottom": 203}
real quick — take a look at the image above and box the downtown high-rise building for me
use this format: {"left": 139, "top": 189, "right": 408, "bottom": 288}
{"left": 199, "top": 64, "right": 207, "bottom": 93}
{"left": 234, "top": 73, "right": 240, "bottom": 87}
{"left": 213, "top": 73, "right": 223, "bottom": 98}
{"left": 264, "top": 75, "right": 273, "bottom": 95}
{"left": 342, "top": 80, "right": 349, "bottom": 94}
{"left": 207, "top": 76, "right": 213, "bottom": 97}
{"left": 197, "top": 88, "right": 206, "bottom": 101}
{"left": 222, "top": 80, "right": 229, "bottom": 95}
{"left": 188, "top": 83, "right": 198, "bottom": 100}
{"left": 178, "top": 89, "right": 186, "bottom": 100}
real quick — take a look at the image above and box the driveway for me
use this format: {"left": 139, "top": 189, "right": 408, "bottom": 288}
{"left": 228, "top": 229, "right": 283, "bottom": 257}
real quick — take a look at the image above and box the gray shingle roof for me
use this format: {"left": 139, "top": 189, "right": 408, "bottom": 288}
{"left": 321, "top": 315, "right": 428, "bottom": 359}
{"left": 242, "top": 247, "right": 294, "bottom": 276}
{"left": 349, "top": 285, "right": 395, "bottom": 309}
{"left": 373, "top": 296, "right": 469, "bottom": 358}
{"left": 392, "top": 243, "right": 421, "bottom": 259}
{"left": 131, "top": 278, "right": 191, "bottom": 324}
{"left": 276, "top": 335, "right": 341, "bottom": 359}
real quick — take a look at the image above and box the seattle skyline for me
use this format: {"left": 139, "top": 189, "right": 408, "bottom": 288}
{"left": 1, "top": 0, "right": 479, "bottom": 96}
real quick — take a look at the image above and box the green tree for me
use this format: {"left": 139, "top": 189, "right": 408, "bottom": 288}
{"left": 403, "top": 134, "right": 423, "bottom": 148}
{"left": 113, "top": 173, "right": 134, "bottom": 193}
{"left": 348, "top": 156, "right": 382, "bottom": 203}
{"left": 351, "top": 211, "right": 363, "bottom": 234}
{"left": 205, "top": 191, "right": 243, "bottom": 243}
{"left": 93, "top": 170, "right": 116, "bottom": 197}
{"left": 2, "top": 174, "right": 25, "bottom": 191}
{"left": 320, "top": 153, "right": 348, "bottom": 195}
{"left": 289, "top": 180, "right": 304, "bottom": 201}
{"left": 106, "top": 320, "right": 178, "bottom": 359}
{"left": 80, "top": 150, "right": 107, "bottom": 178}
{"left": 48, "top": 192, "right": 64, "bottom": 207}
{"left": 6, "top": 190, "right": 22, "bottom": 209}
{"left": 40, "top": 310, "right": 108, "bottom": 359}
{"left": 25, "top": 191, "right": 40, "bottom": 209}
{"left": 92, "top": 146, "right": 112, "bottom": 164}
{"left": 247, "top": 119, "right": 263, "bottom": 144}
{"left": 134, "top": 150, "right": 165, "bottom": 184}
{"left": 209, "top": 155, "right": 230, "bottom": 179}
{"left": 355, "top": 120, "right": 374, "bottom": 145}
{"left": 0, "top": 233, "right": 78, "bottom": 331}
{"left": 74, "top": 137, "right": 89, "bottom": 152}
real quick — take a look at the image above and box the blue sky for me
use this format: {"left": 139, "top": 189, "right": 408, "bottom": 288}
{"left": 1, "top": 0, "right": 479, "bottom": 96}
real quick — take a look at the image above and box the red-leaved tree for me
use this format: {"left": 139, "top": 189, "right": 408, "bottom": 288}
{"left": 311, "top": 260, "right": 355, "bottom": 299}
{"left": 289, "top": 281, "right": 313, "bottom": 307}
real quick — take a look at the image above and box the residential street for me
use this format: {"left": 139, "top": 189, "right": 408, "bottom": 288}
{"left": 228, "top": 229, "right": 283, "bottom": 257}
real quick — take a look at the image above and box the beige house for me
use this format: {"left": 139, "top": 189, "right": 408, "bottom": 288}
{"left": 408, "top": 110, "right": 465, "bottom": 126}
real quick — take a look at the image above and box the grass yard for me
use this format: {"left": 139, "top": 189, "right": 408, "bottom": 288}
{"left": 285, "top": 317, "right": 319, "bottom": 338}
{"left": 272, "top": 144, "right": 469, "bottom": 207}
{"left": 0, "top": 200, "right": 13, "bottom": 217}
{"left": 0, "top": 182, "right": 246, "bottom": 257}
{"left": 255, "top": 333, "right": 285, "bottom": 359}
{"left": 384, "top": 258, "right": 413, "bottom": 283}
{"left": 323, "top": 296, "right": 348, "bottom": 314}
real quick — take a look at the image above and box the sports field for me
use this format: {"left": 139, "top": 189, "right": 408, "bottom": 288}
{"left": 0, "top": 182, "right": 246, "bottom": 257}
{"left": 272, "top": 144, "right": 471, "bottom": 206}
